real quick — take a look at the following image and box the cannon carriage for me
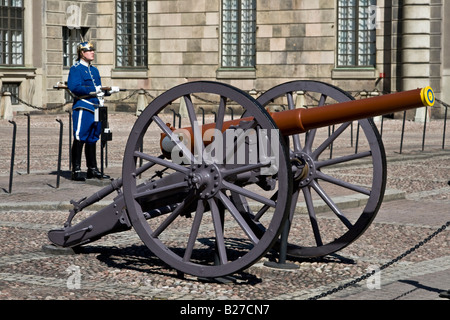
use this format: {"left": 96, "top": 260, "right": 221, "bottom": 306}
{"left": 47, "top": 80, "right": 435, "bottom": 279}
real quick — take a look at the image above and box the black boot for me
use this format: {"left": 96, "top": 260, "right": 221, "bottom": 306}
{"left": 85, "top": 143, "right": 110, "bottom": 180}
{"left": 71, "top": 140, "right": 86, "bottom": 181}
{"left": 439, "top": 290, "right": 450, "bottom": 299}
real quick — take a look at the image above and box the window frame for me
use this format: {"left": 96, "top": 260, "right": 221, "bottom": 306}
{"left": 221, "top": 0, "right": 256, "bottom": 69}
{"left": 336, "top": 0, "right": 377, "bottom": 69}
{"left": 0, "top": 0, "right": 24, "bottom": 67}
{"left": 115, "top": 0, "right": 148, "bottom": 69}
{"left": 62, "top": 27, "right": 89, "bottom": 69}
{"left": 1, "top": 81, "right": 20, "bottom": 104}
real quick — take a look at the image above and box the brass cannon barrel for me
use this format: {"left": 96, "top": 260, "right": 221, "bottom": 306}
{"left": 161, "top": 87, "right": 435, "bottom": 153}
{"left": 271, "top": 86, "right": 435, "bottom": 135}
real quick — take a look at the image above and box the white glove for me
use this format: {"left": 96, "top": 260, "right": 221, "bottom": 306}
{"left": 95, "top": 86, "right": 105, "bottom": 98}
{"left": 109, "top": 86, "right": 120, "bottom": 94}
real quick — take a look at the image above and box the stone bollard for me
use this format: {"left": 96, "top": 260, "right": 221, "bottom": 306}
{"left": 0, "top": 94, "right": 3, "bottom": 119}
{"left": 370, "top": 91, "right": 382, "bottom": 122}
{"left": 178, "top": 93, "right": 188, "bottom": 118}
{"left": 1, "top": 92, "right": 14, "bottom": 121}
{"left": 136, "top": 89, "right": 148, "bottom": 117}
{"left": 414, "top": 106, "right": 431, "bottom": 123}
{"left": 295, "top": 91, "right": 306, "bottom": 109}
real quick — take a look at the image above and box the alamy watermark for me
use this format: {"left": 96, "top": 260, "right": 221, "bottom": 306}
{"left": 366, "top": 265, "right": 381, "bottom": 290}
{"left": 161, "top": 125, "right": 281, "bottom": 175}
{"left": 368, "top": 5, "right": 382, "bottom": 30}
{"left": 66, "top": 4, "right": 81, "bottom": 30}
{"left": 66, "top": 265, "right": 81, "bottom": 290}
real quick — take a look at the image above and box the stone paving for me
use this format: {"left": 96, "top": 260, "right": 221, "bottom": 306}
{"left": 0, "top": 113, "right": 449, "bottom": 304}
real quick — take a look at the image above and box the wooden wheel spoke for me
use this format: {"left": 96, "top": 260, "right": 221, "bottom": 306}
{"left": 222, "top": 162, "right": 271, "bottom": 177}
{"left": 315, "top": 171, "right": 371, "bottom": 196}
{"left": 218, "top": 191, "right": 259, "bottom": 244}
{"left": 209, "top": 198, "right": 228, "bottom": 265}
{"left": 133, "top": 181, "right": 189, "bottom": 200}
{"left": 151, "top": 191, "right": 196, "bottom": 238}
{"left": 183, "top": 200, "right": 205, "bottom": 262}
{"left": 184, "top": 94, "right": 204, "bottom": 158}
{"left": 222, "top": 181, "right": 276, "bottom": 208}
{"left": 152, "top": 115, "right": 194, "bottom": 163}
{"left": 311, "top": 181, "right": 353, "bottom": 229}
{"left": 134, "top": 151, "right": 189, "bottom": 174}
{"left": 312, "top": 122, "right": 352, "bottom": 159}
{"left": 254, "top": 191, "right": 278, "bottom": 221}
{"left": 302, "top": 187, "right": 323, "bottom": 247}
{"left": 316, "top": 151, "right": 372, "bottom": 169}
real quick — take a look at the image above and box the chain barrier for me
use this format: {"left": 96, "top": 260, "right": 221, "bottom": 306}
{"left": 4, "top": 87, "right": 448, "bottom": 112}
{"left": 105, "top": 90, "right": 139, "bottom": 103}
{"left": 436, "top": 98, "right": 450, "bottom": 109}
{"left": 1, "top": 88, "right": 260, "bottom": 113}
{"left": 1, "top": 89, "right": 154, "bottom": 112}
{"left": 308, "top": 220, "right": 450, "bottom": 300}
{"left": 3, "top": 92, "right": 70, "bottom": 111}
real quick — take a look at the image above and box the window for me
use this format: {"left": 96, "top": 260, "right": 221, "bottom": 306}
{"left": 63, "top": 27, "right": 89, "bottom": 68}
{"left": 0, "top": 0, "right": 24, "bottom": 66}
{"left": 2, "top": 82, "right": 20, "bottom": 104}
{"left": 116, "top": 0, "right": 148, "bottom": 68}
{"left": 222, "top": 0, "right": 256, "bottom": 68}
{"left": 337, "top": 0, "right": 376, "bottom": 68}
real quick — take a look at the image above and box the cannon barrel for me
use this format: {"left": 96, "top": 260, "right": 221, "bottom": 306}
{"left": 271, "top": 86, "right": 435, "bottom": 135}
{"left": 161, "top": 87, "right": 435, "bottom": 152}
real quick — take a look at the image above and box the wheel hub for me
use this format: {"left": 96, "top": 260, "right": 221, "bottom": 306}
{"left": 188, "top": 163, "right": 222, "bottom": 199}
{"left": 292, "top": 153, "right": 315, "bottom": 187}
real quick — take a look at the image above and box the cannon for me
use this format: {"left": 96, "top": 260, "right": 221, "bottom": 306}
{"left": 46, "top": 80, "right": 435, "bottom": 279}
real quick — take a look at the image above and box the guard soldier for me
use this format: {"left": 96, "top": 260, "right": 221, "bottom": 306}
{"left": 67, "top": 41, "right": 118, "bottom": 181}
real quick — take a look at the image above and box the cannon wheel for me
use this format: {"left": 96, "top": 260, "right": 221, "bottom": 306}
{"left": 122, "top": 81, "right": 292, "bottom": 278}
{"left": 256, "top": 80, "right": 387, "bottom": 258}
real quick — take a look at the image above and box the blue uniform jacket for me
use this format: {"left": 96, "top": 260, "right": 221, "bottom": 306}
{"left": 67, "top": 60, "right": 102, "bottom": 113}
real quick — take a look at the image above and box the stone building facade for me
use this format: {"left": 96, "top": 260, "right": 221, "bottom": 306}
{"left": 0, "top": 0, "right": 448, "bottom": 118}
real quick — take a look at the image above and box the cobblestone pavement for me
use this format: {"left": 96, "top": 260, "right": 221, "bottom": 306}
{"left": 0, "top": 113, "right": 449, "bottom": 304}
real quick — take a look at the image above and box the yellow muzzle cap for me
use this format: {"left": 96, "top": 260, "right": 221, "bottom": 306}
{"left": 420, "top": 86, "right": 435, "bottom": 107}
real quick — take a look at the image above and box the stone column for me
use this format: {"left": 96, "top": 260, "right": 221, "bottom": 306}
{"left": 442, "top": 1, "right": 450, "bottom": 118}
{"left": 136, "top": 89, "right": 148, "bottom": 117}
{"left": 401, "top": 0, "right": 431, "bottom": 122}
{"left": 1, "top": 92, "right": 14, "bottom": 121}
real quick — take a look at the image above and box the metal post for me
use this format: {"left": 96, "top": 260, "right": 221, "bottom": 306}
{"left": 263, "top": 219, "right": 298, "bottom": 270}
{"left": 351, "top": 122, "right": 354, "bottom": 147}
{"left": 170, "top": 109, "right": 177, "bottom": 127}
{"left": 443, "top": 106, "right": 448, "bottom": 150}
{"left": 56, "top": 119, "right": 64, "bottom": 189}
{"left": 8, "top": 120, "right": 16, "bottom": 194}
{"left": 400, "top": 111, "right": 407, "bottom": 154}
{"left": 228, "top": 107, "right": 234, "bottom": 120}
{"left": 329, "top": 125, "right": 335, "bottom": 159}
{"left": 25, "top": 113, "right": 30, "bottom": 174}
{"left": 355, "top": 123, "right": 360, "bottom": 154}
{"left": 67, "top": 111, "right": 72, "bottom": 171}
{"left": 101, "top": 141, "right": 104, "bottom": 177}
{"left": 421, "top": 107, "right": 428, "bottom": 152}
{"left": 99, "top": 106, "right": 112, "bottom": 176}
{"left": 199, "top": 107, "right": 205, "bottom": 125}
{"left": 278, "top": 220, "right": 290, "bottom": 265}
